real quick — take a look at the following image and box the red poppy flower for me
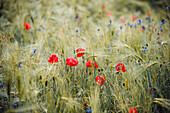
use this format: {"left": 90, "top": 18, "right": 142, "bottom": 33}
{"left": 24, "top": 22, "right": 31, "bottom": 30}
{"left": 86, "top": 60, "right": 98, "bottom": 68}
{"left": 78, "top": 17, "right": 81, "bottom": 20}
{"left": 147, "top": 13, "right": 151, "bottom": 17}
{"left": 132, "top": 15, "right": 136, "bottom": 21}
{"left": 107, "top": 12, "right": 111, "bottom": 17}
{"left": 2, "top": 36, "right": 8, "bottom": 40}
{"left": 121, "top": 19, "right": 126, "bottom": 23}
{"left": 150, "top": 89, "right": 152, "bottom": 94}
{"left": 102, "top": 4, "right": 105, "bottom": 10}
{"left": 115, "top": 62, "right": 126, "bottom": 72}
{"left": 129, "top": 107, "right": 138, "bottom": 113}
{"left": 95, "top": 75, "right": 105, "bottom": 85}
{"left": 153, "top": 26, "right": 156, "bottom": 29}
{"left": 48, "top": 54, "right": 59, "bottom": 64}
{"left": 76, "top": 48, "right": 85, "bottom": 57}
{"left": 66, "top": 57, "right": 78, "bottom": 67}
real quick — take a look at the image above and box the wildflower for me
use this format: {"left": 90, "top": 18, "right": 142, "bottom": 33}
{"left": 137, "top": 20, "right": 143, "bottom": 25}
{"left": 161, "top": 19, "right": 167, "bottom": 24}
{"left": 85, "top": 108, "right": 92, "bottom": 113}
{"left": 106, "top": 12, "right": 111, "bottom": 17}
{"left": 136, "top": 9, "right": 139, "bottom": 12}
{"left": 66, "top": 57, "right": 78, "bottom": 67}
{"left": 129, "top": 107, "right": 138, "bottom": 113}
{"left": 115, "top": 62, "right": 126, "bottom": 72}
{"left": 109, "top": 20, "right": 112, "bottom": 23}
{"left": 86, "top": 60, "right": 98, "bottom": 68}
{"left": 142, "top": 26, "right": 146, "bottom": 30}
{"left": 132, "top": 15, "right": 136, "bottom": 21}
{"left": 2, "top": 36, "right": 8, "bottom": 40}
{"left": 97, "top": 29, "right": 100, "bottom": 31}
{"left": 76, "top": 30, "right": 79, "bottom": 33}
{"left": 146, "top": 17, "right": 150, "bottom": 20}
{"left": 102, "top": 4, "right": 105, "bottom": 10}
{"left": 75, "top": 15, "right": 79, "bottom": 19}
{"left": 84, "top": 102, "right": 88, "bottom": 108}
{"left": 120, "top": 26, "right": 123, "bottom": 30}
{"left": 153, "top": 26, "right": 156, "bottom": 29}
{"left": 0, "top": 82, "right": 5, "bottom": 87}
{"left": 147, "top": 13, "right": 151, "bottom": 17}
{"left": 75, "top": 15, "right": 81, "bottom": 20}
{"left": 76, "top": 48, "right": 85, "bottom": 57}
{"left": 129, "top": 24, "right": 133, "bottom": 27}
{"left": 48, "top": 54, "right": 59, "bottom": 64}
{"left": 167, "top": 7, "right": 170, "bottom": 10}
{"left": 18, "top": 62, "right": 22, "bottom": 68}
{"left": 24, "top": 22, "right": 31, "bottom": 30}
{"left": 95, "top": 75, "right": 105, "bottom": 85}
{"left": 150, "top": 89, "right": 152, "bottom": 94}
{"left": 159, "top": 29, "right": 163, "bottom": 32}
{"left": 37, "top": 28, "right": 41, "bottom": 31}
{"left": 142, "top": 47, "right": 147, "bottom": 51}
{"left": 78, "top": 17, "right": 81, "bottom": 20}
{"left": 121, "top": 19, "right": 125, "bottom": 23}
{"left": 32, "top": 49, "right": 38, "bottom": 54}
{"left": 12, "top": 102, "right": 20, "bottom": 108}
{"left": 158, "top": 41, "right": 162, "bottom": 45}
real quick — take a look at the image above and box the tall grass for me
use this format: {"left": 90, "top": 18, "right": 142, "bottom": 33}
{"left": 0, "top": 0, "right": 169, "bottom": 113}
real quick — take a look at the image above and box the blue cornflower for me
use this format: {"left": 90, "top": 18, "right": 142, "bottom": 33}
{"left": 109, "top": 20, "right": 112, "bottom": 23}
{"left": 161, "top": 19, "right": 167, "bottom": 24}
{"left": 12, "top": 102, "right": 20, "bottom": 108}
{"left": 97, "top": 29, "right": 100, "bottom": 31}
{"left": 18, "top": 62, "right": 22, "bottom": 68}
{"left": 159, "top": 29, "right": 163, "bottom": 32}
{"left": 129, "top": 24, "right": 133, "bottom": 27}
{"left": 142, "top": 26, "right": 146, "bottom": 30}
{"left": 158, "top": 41, "right": 162, "bottom": 45}
{"left": 75, "top": 15, "right": 79, "bottom": 19}
{"left": 0, "top": 82, "right": 5, "bottom": 87}
{"left": 136, "top": 9, "right": 139, "bottom": 12}
{"left": 76, "top": 30, "right": 79, "bottom": 33}
{"left": 37, "top": 28, "right": 41, "bottom": 31}
{"left": 142, "top": 47, "right": 147, "bottom": 51}
{"left": 12, "top": 103, "right": 18, "bottom": 108}
{"left": 137, "top": 19, "right": 143, "bottom": 25}
{"left": 115, "top": 37, "right": 117, "bottom": 40}
{"left": 85, "top": 109, "right": 92, "bottom": 113}
{"left": 32, "top": 49, "right": 38, "bottom": 54}
{"left": 146, "top": 17, "right": 151, "bottom": 22}
{"left": 146, "top": 17, "right": 150, "bottom": 20}
{"left": 2, "top": 82, "right": 5, "bottom": 86}
{"left": 167, "top": 7, "right": 170, "bottom": 10}
{"left": 120, "top": 26, "right": 123, "bottom": 30}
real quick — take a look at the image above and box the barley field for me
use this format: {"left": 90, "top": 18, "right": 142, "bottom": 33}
{"left": 0, "top": 0, "right": 170, "bottom": 113}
